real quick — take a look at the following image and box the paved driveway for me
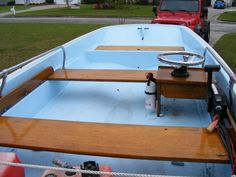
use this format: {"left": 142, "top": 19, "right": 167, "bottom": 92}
{"left": 208, "top": 7, "right": 236, "bottom": 45}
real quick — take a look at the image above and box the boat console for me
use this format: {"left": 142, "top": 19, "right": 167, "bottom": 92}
{"left": 156, "top": 66, "right": 207, "bottom": 116}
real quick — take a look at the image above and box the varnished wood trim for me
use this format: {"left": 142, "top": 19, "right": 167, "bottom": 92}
{"left": 96, "top": 45, "right": 185, "bottom": 51}
{"left": 157, "top": 66, "right": 207, "bottom": 85}
{"left": 227, "top": 108, "right": 236, "bottom": 133}
{"left": 0, "top": 67, "right": 54, "bottom": 114}
{"left": 48, "top": 69, "right": 156, "bottom": 83}
{"left": 0, "top": 116, "right": 228, "bottom": 163}
{"left": 160, "top": 83, "right": 207, "bottom": 99}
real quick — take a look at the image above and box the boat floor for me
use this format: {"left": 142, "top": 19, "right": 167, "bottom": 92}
{"left": 5, "top": 81, "right": 210, "bottom": 127}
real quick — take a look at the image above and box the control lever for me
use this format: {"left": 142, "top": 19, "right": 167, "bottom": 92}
{"left": 204, "top": 65, "right": 220, "bottom": 112}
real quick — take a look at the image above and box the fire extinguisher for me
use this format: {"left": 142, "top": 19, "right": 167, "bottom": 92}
{"left": 145, "top": 73, "right": 157, "bottom": 110}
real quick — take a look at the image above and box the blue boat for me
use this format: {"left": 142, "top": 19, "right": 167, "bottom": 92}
{"left": 0, "top": 24, "right": 235, "bottom": 177}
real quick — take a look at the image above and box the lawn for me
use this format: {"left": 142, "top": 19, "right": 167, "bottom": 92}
{"left": 14, "top": 4, "right": 153, "bottom": 18}
{"left": 0, "top": 23, "right": 105, "bottom": 70}
{"left": 214, "top": 32, "right": 236, "bottom": 72}
{"left": 0, "top": 5, "right": 34, "bottom": 13}
{"left": 218, "top": 11, "right": 236, "bottom": 22}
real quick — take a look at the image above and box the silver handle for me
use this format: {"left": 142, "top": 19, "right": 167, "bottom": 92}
{"left": 0, "top": 45, "right": 66, "bottom": 97}
{"left": 203, "top": 47, "right": 236, "bottom": 82}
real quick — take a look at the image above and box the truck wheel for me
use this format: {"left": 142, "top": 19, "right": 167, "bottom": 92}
{"left": 204, "top": 31, "right": 210, "bottom": 43}
{"left": 203, "top": 21, "right": 210, "bottom": 43}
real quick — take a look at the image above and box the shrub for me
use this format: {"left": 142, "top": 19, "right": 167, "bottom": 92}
{"left": 8, "top": 1, "right": 15, "bottom": 5}
{"left": 137, "top": 0, "right": 149, "bottom": 5}
{"left": 152, "top": 0, "right": 159, "bottom": 5}
{"left": 102, "top": 2, "right": 115, "bottom": 9}
{"left": 83, "top": 0, "right": 99, "bottom": 4}
{"left": 46, "top": 0, "right": 54, "bottom": 4}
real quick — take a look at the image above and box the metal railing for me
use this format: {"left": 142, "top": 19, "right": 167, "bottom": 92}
{"left": 61, "top": 46, "right": 67, "bottom": 69}
{"left": 0, "top": 45, "right": 66, "bottom": 97}
{"left": 203, "top": 47, "right": 236, "bottom": 83}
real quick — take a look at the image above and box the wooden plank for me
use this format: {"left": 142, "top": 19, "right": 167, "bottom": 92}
{"left": 160, "top": 83, "right": 207, "bottom": 99}
{"left": 96, "top": 45, "right": 185, "bottom": 51}
{"left": 227, "top": 108, "right": 236, "bottom": 133}
{"left": 0, "top": 67, "right": 54, "bottom": 115}
{"left": 226, "top": 108, "right": 236, "bottom": 146}
{"left": 48, "top": 69, "right": 156, "bottom": 82}
{"left": 0, "top": 116, "right": 229, "bottom": 163}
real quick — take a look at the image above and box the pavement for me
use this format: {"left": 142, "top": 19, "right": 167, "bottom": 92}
{"left": 208, "top": 6, "right": 236, "bottom": 22}
{"left": 0, "top": 5, "right": 235, "bottom": 46}
{"left": 0, "top": 16, "right": 151, "bottom": 24}
{"left": 207, "top": 7, "right": 236, "bottom": 46}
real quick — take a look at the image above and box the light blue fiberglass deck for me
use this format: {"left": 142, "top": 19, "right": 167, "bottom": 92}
{"left": 4, "top": 80, "right": 210, "bottom": 127}
{"left": 0, "top": 24, "right": 235, "bottom": 176}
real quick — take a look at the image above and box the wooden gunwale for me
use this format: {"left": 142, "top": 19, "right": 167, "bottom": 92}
{"left": 0, "top": 67, "right": 54, "bottom": 115}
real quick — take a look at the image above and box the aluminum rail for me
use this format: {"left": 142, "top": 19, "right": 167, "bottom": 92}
{"left": 0, "top": 45, "right": 66, "bottom": 97}
{"left": 203, "top": 47, "right": 236, "bottom": 82}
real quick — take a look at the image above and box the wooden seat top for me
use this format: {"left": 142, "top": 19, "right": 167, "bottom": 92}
{"left": 0, "top": 116, "right": 228, "bottom": 163}
{"left": 95, "top": 45, "right": 185, "bottom": 51}
{"left": 48, "top": 69, "right": 156, "bottom": 82}
{"left": 157, "top": 66, "right": 207, "bottom": 85}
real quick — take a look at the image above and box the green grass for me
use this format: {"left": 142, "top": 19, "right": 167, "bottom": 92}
{"left": 14, "top": 4, "right": 153, "bottom": 17}
{"left": 218, "top": 11, "right": 236, "bottom": 22}
{"left": 0, "top": 5, "right": 34, "bottom": 13}
{"left": 0, "top": 23, "right": 105, "bottom": 70}
{"left": 214, "top": 32, "right": 236, "bottom": 72}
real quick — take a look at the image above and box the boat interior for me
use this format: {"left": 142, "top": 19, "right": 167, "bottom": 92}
{"left": 0, "top": 24, "right": 235, "bottom": 176}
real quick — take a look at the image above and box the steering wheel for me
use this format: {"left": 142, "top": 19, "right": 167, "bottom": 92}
{"left": 157, "top": 51, "right": 205, "bottom": 77}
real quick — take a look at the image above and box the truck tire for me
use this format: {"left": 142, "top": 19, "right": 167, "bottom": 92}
{"left": 203, "top": 21, "right": 210, "bottom": 43}
{"left": 204, "top": 30, "right": 210, "bottom": 43}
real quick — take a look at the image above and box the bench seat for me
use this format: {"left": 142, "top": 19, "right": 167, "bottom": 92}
{"left": 95, "top": 45, "right": 185, "bottom": 51}
{"left": 0, "top": 116, "right": 228, "bottom": 163}
{"left": 48, "top": 69, "right": 156, "bottom": 82}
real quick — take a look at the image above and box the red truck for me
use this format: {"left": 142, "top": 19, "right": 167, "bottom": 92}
{"left": 151, "top": 0, "right": 210, "bottom": 42}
